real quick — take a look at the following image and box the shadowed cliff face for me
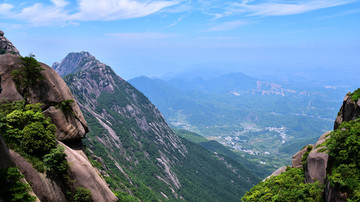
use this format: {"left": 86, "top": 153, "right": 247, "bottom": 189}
{"left": 0, "top": 33, "right": 117, "bottom": 201}
{"left": 334, "top": 93, "right": 360, "bottom": 130}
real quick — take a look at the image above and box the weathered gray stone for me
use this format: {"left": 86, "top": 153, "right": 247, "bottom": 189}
{"left": 305, "top": 147, "right": 329, "bottom": 183}
{"left": 0, "top": 30, "right": 4, "bottom": 36}
{"left": 263, "top": 166, "right": 288, "bottom": 181}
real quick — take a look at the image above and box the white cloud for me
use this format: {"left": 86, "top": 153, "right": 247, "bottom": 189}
{"left": 208, "top": 20, "right": 250, "bottom": 32}
{"left": 73, "top": 0, "right": 180, "bottom": 21}
{"left": 0, "top": 0, "right": 180, "bottom": 26}
{"left": 51, "top": 0, "right": 69, "bottom": 7}
{"left": 0, "top": 3, "right": 13, "bottom": 13}
{"left": 231, "top": 0, "right": 356, "bottom": 16}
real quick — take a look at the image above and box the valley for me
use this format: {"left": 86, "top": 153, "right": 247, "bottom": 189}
{"left": 129, "top": 73, "right": 357, "bottom": 176}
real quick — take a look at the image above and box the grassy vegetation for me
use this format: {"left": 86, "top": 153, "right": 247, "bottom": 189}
{"left": 350, "top": 88, "right": 360, "bottom": 102}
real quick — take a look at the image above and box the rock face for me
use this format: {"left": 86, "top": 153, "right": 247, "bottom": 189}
{"left": 0, "top": 54, "right": 88, "bottom": 141}
{"left": 334, "top": 94, "right": 360, "bottom": 130}
{"left": 304, "top": 147, "right": 329, "bottom": 183}
{"left": 0, "top": 31, "right": 19, "bottom": 55}
{"left": 59, "top": 142, "right": 118, "bottom": 202}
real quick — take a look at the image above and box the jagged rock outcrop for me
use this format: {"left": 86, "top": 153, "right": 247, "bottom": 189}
{"left": 52, "top": 51, "right": 99, "bottom": 77}
{"left": 334, "top": 94, "right": 360, "bottom": 129}
{"left": 0, "top": 54, "right": 88, "bottom": 141}
{"left": 0, "top": 31, "right": 19, "bottom": 55}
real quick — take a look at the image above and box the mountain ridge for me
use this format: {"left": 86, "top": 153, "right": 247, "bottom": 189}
{"left": 54, "top": 51, "right": 260, "bottom": 201}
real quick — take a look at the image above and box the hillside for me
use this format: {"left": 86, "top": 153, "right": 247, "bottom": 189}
{"left": 54, "top": 52, "right": 261, "bottom": 201}
{"left": 243, "top": 89, "right": 360, "bottom": 201}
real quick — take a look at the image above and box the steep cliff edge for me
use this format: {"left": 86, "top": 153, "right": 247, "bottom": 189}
{"left": 0, "top": 32, "right": 117, "bottom": 201}
{"left": 243, "top": 88, "right": 360, "bottom": 201}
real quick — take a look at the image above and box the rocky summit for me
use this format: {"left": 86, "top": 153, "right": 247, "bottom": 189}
{"left": 0, "top": 31, "right": 19, "bottom": 55}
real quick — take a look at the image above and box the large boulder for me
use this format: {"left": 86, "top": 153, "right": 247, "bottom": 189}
{"left": 334, "top": 94, "right": 360, "bottom": 130}
{"left": 304, "top": 147, "right": 329, "bottom": 184}
{"left": 0, "top": 54, "right": 88, "bottom": 141}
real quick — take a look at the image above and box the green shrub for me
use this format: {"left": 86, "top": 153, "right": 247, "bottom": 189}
{"left": 0, "top": 101, "right": 57, "bottom": 172}
{"left": 242, "top": 167, "right": 323, "bottom": 202}
{"left": 350, "top": 88, "right": 360, "bottom": 102}
{"left": 73, "top": 187, "right": 92, "bottom": 202}
{"left": 301, "top": 145, "right": 313, "bottom": 167}
{"left": 43, "top": 145, "right": 68, "bottom": 175}
{"left": 325, "top": 119, "right": 360, "bottom": 200}
{"left": 0, "top": 167, "right": 36, "bottom": 202}
{"left": 55, "top": 100, "right": 75, "bottom": 116}
{"left": 1, "top": 102, "right": 56, "bottom": 157}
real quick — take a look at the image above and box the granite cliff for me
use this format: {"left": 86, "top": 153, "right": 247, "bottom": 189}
{"left": 0, "top": 31, "right": 117, "bottom": 201}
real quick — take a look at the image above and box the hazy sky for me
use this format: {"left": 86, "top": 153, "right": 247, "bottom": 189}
{"left": 0, "top": 0, "right": 359, "bottom": 79}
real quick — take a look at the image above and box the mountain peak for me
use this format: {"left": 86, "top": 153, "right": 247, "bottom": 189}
{"left": 0, "top": 30, "right": 20, "bottom": 55}
{"left": 52, "top": 51, "right": 99, "bottom": 77}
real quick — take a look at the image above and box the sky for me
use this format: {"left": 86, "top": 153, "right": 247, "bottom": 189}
{"left": 0, "top": 0, "right": 359, "bottom": 80}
